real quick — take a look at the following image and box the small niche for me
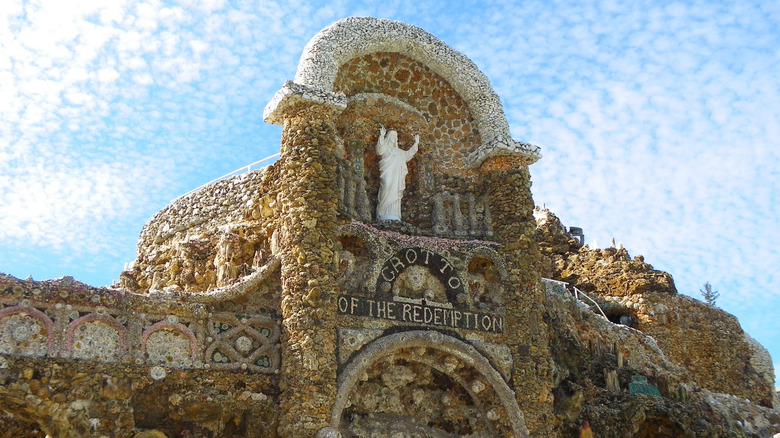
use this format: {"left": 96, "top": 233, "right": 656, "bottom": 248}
{"left": 338, "top": 235, "right": 368, "bottom": 258}
{"left": 468, "top": 257, "right": 492, "bottom": 275}
{"left": 605, "top": 310, "right": 637, "bottom": 329}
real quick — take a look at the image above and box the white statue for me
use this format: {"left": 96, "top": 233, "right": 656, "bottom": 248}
{"left": 376, "top": 127, "right": 419, "bottom": 221}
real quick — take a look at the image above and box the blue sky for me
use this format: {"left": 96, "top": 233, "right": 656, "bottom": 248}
{"left": 1, "top": 0, "right": 778, "bottom": 381}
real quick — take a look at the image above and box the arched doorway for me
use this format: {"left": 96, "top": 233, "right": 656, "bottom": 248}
{"left": 330, "top": 330, "right": 528, "bottom": 437}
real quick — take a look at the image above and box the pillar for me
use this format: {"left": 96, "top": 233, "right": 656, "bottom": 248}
{"left": 481, "top": 155, "right": 557, "bottom": 437}
{"left": 275, "top": 101, "right": 343, "bottom": 437}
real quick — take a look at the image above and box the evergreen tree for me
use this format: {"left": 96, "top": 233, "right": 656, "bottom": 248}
{"left": 700, "top": 282, "right": 720, "bottom": 307}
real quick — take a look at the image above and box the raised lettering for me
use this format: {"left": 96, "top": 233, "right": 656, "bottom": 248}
{"left": 439, "top": 258, "right": 454, "bottom": 274}
{"left": 494, "top": 316, "right": 503, "bottom": 333}
{"left": 404, "top": 248, "right": 418, "bottom": 264}
{"left": 424, "top": 307, "right": 433, "bottom": 324}
{"left": 413, "top": 305, "right": 422, "bottom": 323}
{"left": 337, "top": 295, "right": 506, "bottom": 333}
{"left": 381, "top": 266, "right": 396, "bottom": 282}
{"left": 338, "top": 296, "right": 349, "bottom": 313}
{"left": 464, "top": 312, "right": 475, "bottom": 329}
{"left": 453, "top": 310, "right": 462, "bottom": 328}
{"left": 420, "top": 248, "right": 434, "bottom": 265}
{"left": 391, "top": 256, "right": 405, "bottom": 273}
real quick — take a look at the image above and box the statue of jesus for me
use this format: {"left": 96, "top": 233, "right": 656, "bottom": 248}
{"left": 376, "top": 127, "right": 419, "bottom": 221}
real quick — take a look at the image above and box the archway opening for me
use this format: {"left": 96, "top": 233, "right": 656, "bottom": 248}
{"left": 341, "top": 354, "right": 491, "bottom": 437}
{"left": 331, "top": 330, "right": 528, "bottom": 437}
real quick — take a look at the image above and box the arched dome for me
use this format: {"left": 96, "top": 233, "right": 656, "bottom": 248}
{"left": 264, "top": 17, "right": 541, "bottom": 166}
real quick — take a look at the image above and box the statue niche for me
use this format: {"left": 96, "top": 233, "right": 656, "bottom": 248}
{"left": 376, "top": 127, "right": 419, "bottom": 221}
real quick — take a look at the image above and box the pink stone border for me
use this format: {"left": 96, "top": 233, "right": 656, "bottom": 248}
{"left": 0, "top": 305, "right": 55, "bottom": 353}
{"left": 65, "top": 313, "right": 128, "bottom": 357}
{"left": 140, "top": 321, "right": 200, "bottom": 363}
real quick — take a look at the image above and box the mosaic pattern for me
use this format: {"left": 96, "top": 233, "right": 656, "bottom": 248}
{"left": 334, "top": 53, "right": 480, "bottom": 172}
{"left": 268, "top": 16, "right": 541, "bottom": 165}
{"left": 337, "top": 327, "right": 383, "bottom": 364}
{"left": 143, "top": 323, "right": 197, "bottom": 367}
{"left": 0, "top": 309, "right": 51, "bottom": 357}
{"left": 0, "top": 299, "right": 280, "bottom": 373}
{"left": 205, "top": 314, "right": 280, "bottom": 373}
{"left": 70, "top": 321, "right": 122, "bottom": 362}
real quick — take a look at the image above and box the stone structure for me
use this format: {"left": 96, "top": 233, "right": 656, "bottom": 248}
{"left": 0, "top": 17, "right": 778, "bottom": 437}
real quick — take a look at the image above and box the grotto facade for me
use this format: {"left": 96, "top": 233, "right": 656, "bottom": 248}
{"left": 0, "top": 17, "right": 778, "bottom": 438}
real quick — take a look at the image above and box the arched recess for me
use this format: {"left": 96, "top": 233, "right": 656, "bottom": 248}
{"left": 265, "top": 17, "right": 541, "bottom": 165}
{"left": 0, "top": 305, "right": 55, "bottom": 356}
{"left": 330, "top": 330, "right": 529, "bottom": 437}
{"left": 66, "top": 313, "right": 128, "bottom": 362}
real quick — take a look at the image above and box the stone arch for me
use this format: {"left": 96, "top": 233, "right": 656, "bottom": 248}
{"left": 0, "top": 305, "right": 55, "bottom": 356}
{"left": 265, "top": 17, "right": 540, "bottom": 166}
{"left": 141, "top": 321, "right": 199, "bottom": 366}
{"left": 330, "top": 330, "right": 528, "bottom": 437}
{"left": 66, "top": 313, "right": 128, "bottom": 361}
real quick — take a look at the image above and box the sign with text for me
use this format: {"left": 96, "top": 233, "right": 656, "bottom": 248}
{"left": 375, "top": 247, "right": 465, "bottom": 303}
{"left": 337, "top": 294, "right": 504, "bottom": 334}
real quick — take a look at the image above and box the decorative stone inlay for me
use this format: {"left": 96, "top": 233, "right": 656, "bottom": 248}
{"left": 0, "top": 296, "right": 282, "bottom": 373}
{"left": 468, "top": 339, "right": 513, "bottom": 383}
{"left": 431, "top": 192, "right": 493, "bottom": 237}
{"left": 1, "top": 314, "right": 46, "bottom": 356}
{"left": 0, "top": 306, "right": 53, "bottom": 357}
{"left": 235, "top": 335, "right": 253, "bottom": 354}
{"left": 337, "top": 327, "right": 383, "bottom": 364}
{"left": 143, "top": 322, "right": 198, "bottom": 367}
{"left": 150, "top": 365, "right": 167, "bottom": 380}
{"left": 70, "top": 321, "right": 122, "bottom": 362}
{"left": 66, "top": 313, "right": 127, "bottom": 363}
{"left": 331, "top": 330, "right": 529, "bottom": 437}
{"left": 629, "top": 375, "right": 662, "bottom": 396}
{"left": 270, "top": 16, "right": 541, "bottom": 164}
{"left": 205, "top": 314, "right": 280, "bottom": 373}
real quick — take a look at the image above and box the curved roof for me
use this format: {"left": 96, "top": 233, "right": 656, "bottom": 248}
{"left": 264, "top": 17, "right": 540, "bottom": 165}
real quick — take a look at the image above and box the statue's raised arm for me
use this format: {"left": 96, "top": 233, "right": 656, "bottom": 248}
{"left": 376, "top": 126, "right": 388, "bottom": 155}
{"left": 375, "top": 129, "right": 418, "bottom": 221}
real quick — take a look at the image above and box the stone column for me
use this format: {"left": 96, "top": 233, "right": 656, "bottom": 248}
{"left": 271, "top": 93, "right": 344, "bottom": 436}
{"left": 481, "top": 155, "right": 556, "bottom": 437}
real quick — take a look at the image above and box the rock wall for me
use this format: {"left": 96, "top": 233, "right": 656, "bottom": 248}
{"left": 274, "top": 103, "right": 342, "bottom": 437}
{"left": 0, "top": 274, "right": 280, "bottom": 437}
{"left": 545, "top": 278, "right": 780, "bottom": 437}
{"left": 536, "top": 208, "right": 777, "bottom": 409}
{"left": 333, "top": 52, "right": 482, "bottom": 173}
{"left": 124, "top": 164, "right": 282, "bottom": 295}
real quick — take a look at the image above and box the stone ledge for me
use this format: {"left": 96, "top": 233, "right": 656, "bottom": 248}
{"left": 263, "top": 80, "right": 347, "bottom": 125}
{"left": 468, "top": 135, "right": 542, "bottom": 167}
